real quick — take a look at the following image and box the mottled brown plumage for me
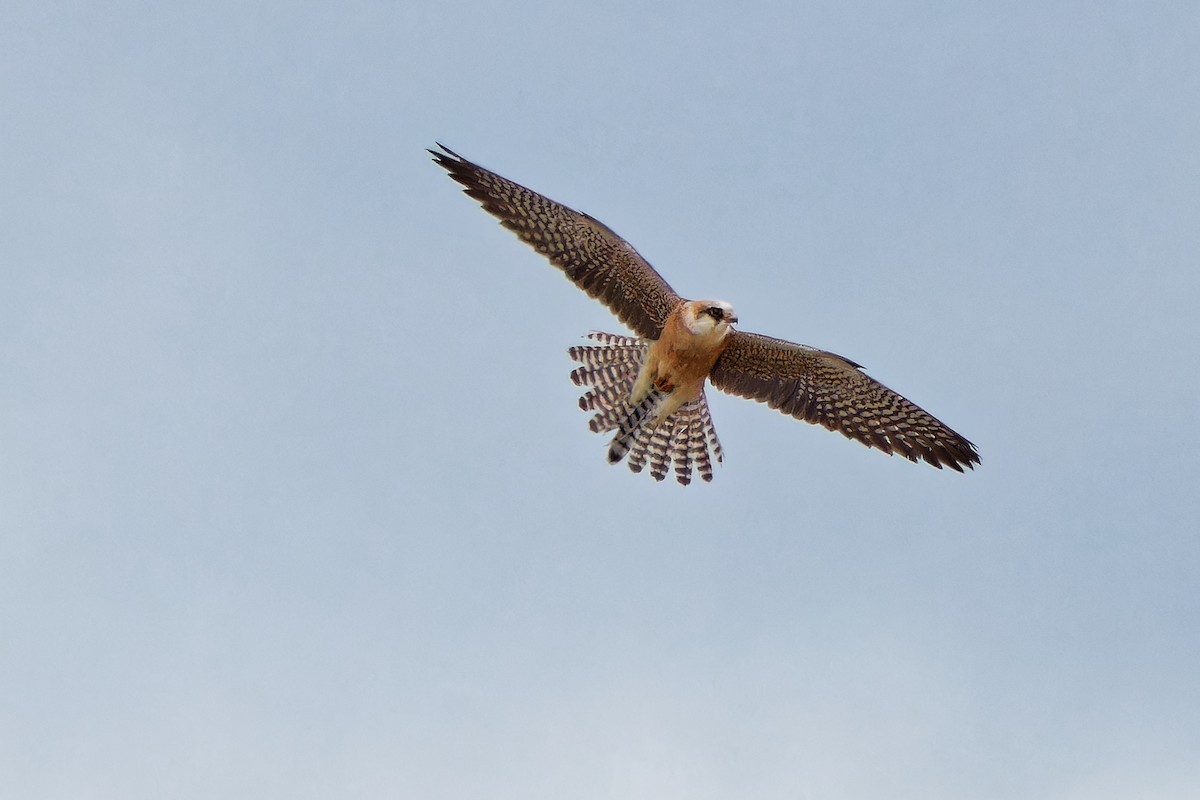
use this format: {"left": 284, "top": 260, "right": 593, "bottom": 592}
{"left": 430, "top": 144, "right": 681, "bottom": 340}
{"left": 710, "top": 332, "right": 979, "bottom": 472}
{"left": 431, "top": 143, "right": 980, "bottom": 479}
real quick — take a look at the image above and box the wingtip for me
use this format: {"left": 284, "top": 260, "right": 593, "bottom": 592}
{"left": 428, "top": 142, "right": 461, "bottom": 161}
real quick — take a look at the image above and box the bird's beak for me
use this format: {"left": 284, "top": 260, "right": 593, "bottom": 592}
{"left": 727, "top": 316, "right": 738, "bottom": 326}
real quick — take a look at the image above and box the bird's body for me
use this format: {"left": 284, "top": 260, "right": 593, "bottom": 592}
{"left": 431, "top": 144, "right": 980, "bottom": 483}
{"left": 631, "top": 300, "right": 736, "bottom": 423}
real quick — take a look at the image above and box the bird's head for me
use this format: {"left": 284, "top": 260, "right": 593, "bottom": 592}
{"left": 682, "top": 299, "right": 738, "bottom": 338}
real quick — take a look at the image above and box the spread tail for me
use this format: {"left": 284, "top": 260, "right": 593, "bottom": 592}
{"left": 568, "top": 332, "right": 723, "bottom": 485}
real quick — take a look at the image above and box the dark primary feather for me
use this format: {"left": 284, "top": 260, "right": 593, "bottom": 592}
{"left": 429, "top": 144, "right": 682, "bottom": 339}
{"left": 711, "top": 330, "right": 980, "bottom": 471}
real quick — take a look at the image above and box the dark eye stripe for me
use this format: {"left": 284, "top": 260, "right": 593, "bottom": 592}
{"left": 707, "top": 306, "right": 724, "bottom": 320}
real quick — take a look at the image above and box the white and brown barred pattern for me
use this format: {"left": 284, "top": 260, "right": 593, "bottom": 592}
{"left": 569, "top": 332, "right": 723, "bottom": 485}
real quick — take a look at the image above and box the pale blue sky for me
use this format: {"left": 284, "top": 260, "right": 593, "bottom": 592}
{"left": 2, "top": 2, "right": 1198, "bottom": 798}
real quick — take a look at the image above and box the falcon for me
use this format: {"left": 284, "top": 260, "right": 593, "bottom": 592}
{"left": 430, "top": 144, "right": 980, "bottom": 484}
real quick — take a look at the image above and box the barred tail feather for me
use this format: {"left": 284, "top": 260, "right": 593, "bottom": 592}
{"left": 568, "top": 332, "right": 724, "bottom": 485}
{"left": 672, "top": 417, "right": 693, "bottom": 485}
{"left": 608, "top": 390, "right": 665, "bottom": 465}
{"left": 568, "top": 332, "right": 647, "bottom": 433}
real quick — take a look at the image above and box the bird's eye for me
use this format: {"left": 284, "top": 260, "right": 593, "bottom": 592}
{"left": 707, "top": 306, "right": 724, "bottom": 320}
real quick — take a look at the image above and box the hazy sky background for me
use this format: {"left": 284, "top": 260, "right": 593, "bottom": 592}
{"left": 3, "top": 2, "right": 1198, "bottom": 798}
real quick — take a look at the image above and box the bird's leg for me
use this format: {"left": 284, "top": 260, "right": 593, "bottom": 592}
{"left": 628, "top": 343, "right": 663, "bottom": 405}
{"left": 651, "top": 390, "right": 688, "bottom": 427}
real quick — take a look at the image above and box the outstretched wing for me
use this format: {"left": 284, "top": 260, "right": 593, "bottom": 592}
{"left": 430, "top": 144, "right": 682, "bottom": 339}
{"left": 710, "top": 330, "right": 980, "bottom": 471}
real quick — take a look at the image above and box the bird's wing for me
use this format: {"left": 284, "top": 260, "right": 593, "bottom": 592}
{"left": 430, "top": 144, "right": 682, "bottom": 339}
{"left": 710, "top": 330, "right": 980, "bottom": 471}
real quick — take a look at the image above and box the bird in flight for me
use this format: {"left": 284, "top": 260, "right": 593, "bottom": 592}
{"left": 430, "top": 144, "right": 979, "bottom": 484}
